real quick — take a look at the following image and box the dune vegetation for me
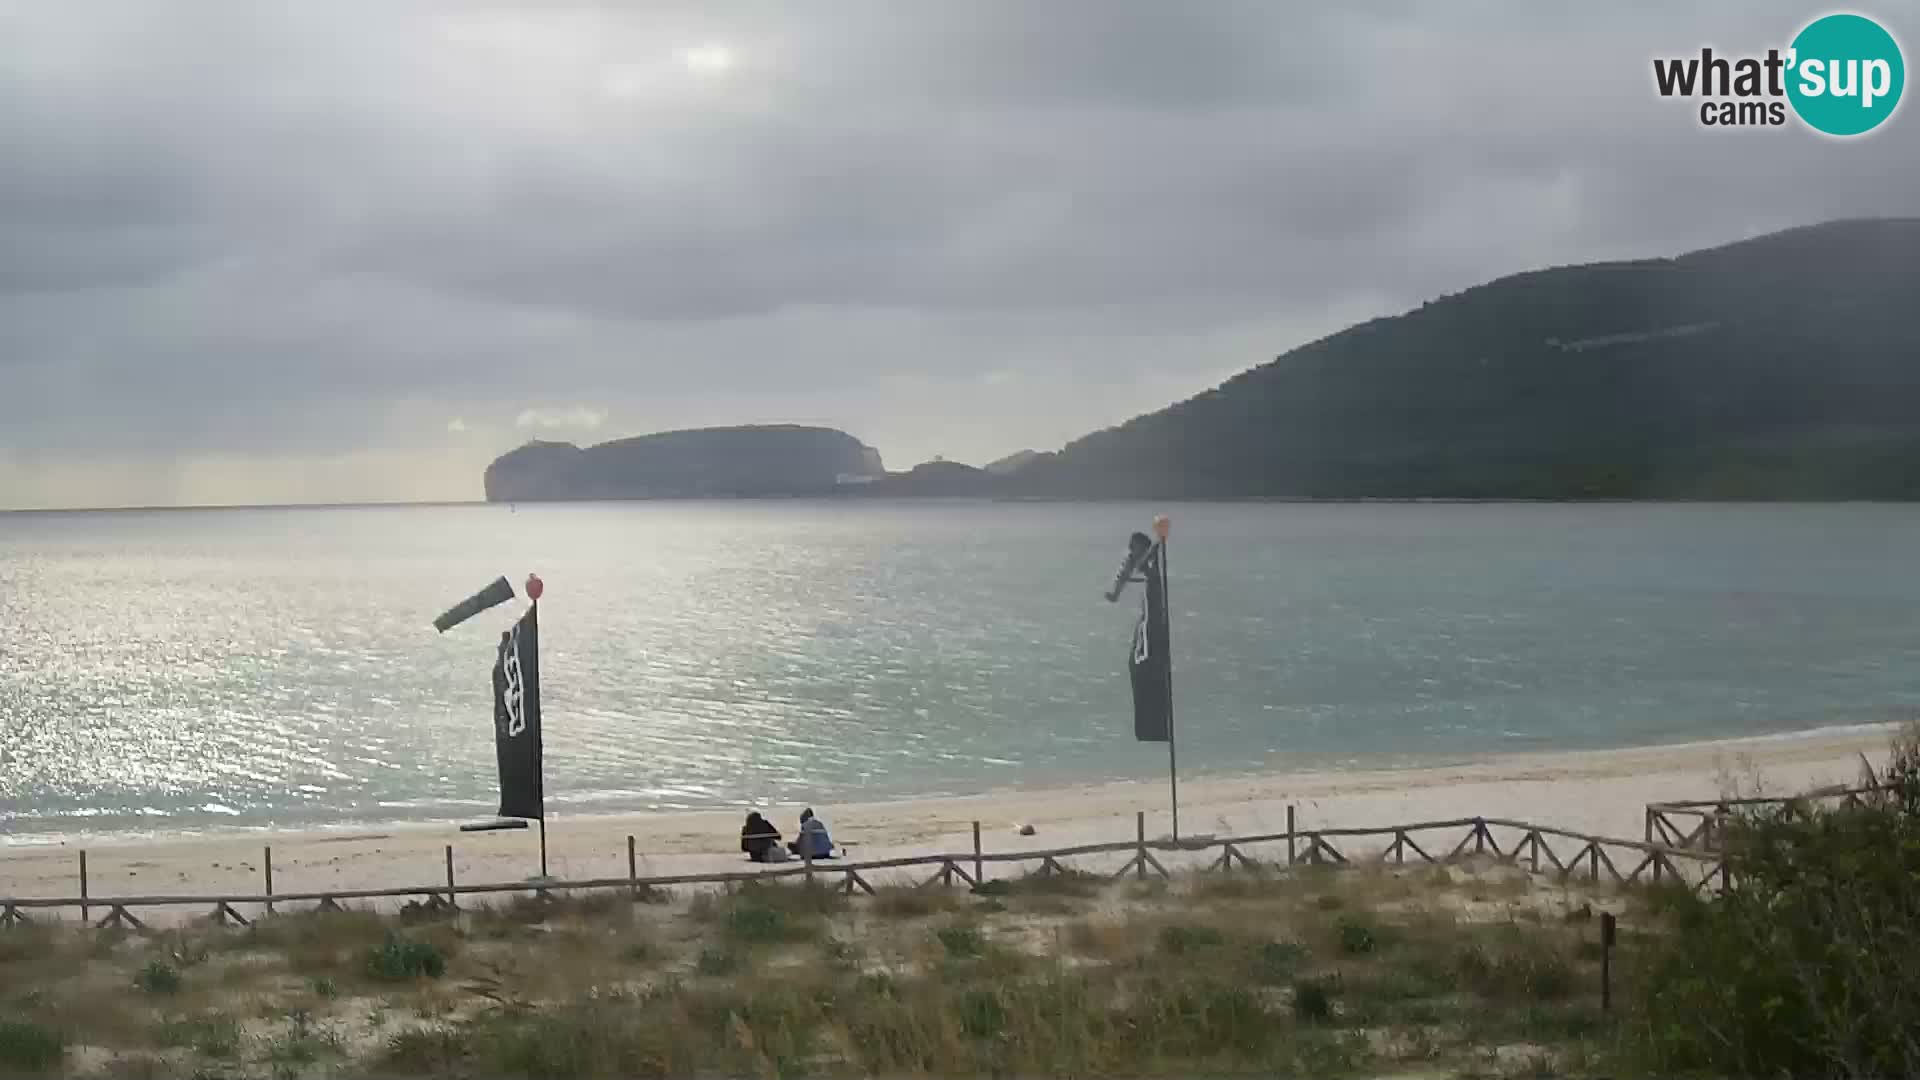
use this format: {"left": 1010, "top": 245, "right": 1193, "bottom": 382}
{"left": 5, "top": 727, "right": 1915, "bottom": 1078}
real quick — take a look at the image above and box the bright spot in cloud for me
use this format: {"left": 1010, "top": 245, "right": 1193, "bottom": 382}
{"left": 680, "top": 44, "right": 735, "bottom": 76}
{"left": 516, "top": 406, "right": 607, "bottom": 431}
{"left": 446, "top": 417, "right": 468, "bottom": 433}
{"left": 600, "top": 66, "right": 651, "bottom": 100}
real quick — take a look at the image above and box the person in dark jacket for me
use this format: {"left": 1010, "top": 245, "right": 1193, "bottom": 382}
{"left": 741, "top": 811, "right": 783, "bottom": 862}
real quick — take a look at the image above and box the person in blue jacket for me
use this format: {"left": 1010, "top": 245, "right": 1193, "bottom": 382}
{"left": 787, "top": 807, "right": 834, "bottom": 859}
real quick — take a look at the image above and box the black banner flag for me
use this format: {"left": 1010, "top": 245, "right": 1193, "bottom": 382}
{"left": 491, "top": 605, "right": 545, "bottom": 819}
{"left": 1128, "top": 541, "right": 1172, "bottom": 742}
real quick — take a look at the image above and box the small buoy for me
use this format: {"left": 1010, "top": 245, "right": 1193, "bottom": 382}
{"left": 1017, "top": 824, "right": 1036, "bottom": 836}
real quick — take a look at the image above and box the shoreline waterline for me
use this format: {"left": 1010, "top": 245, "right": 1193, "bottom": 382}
{"left": 1, "top": 719, "right": 1901, "bottom": 851}
{"left": 0, "top": 722, "right": 1898, "bottom": 915}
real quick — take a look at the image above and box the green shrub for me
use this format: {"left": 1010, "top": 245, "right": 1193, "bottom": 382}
{"left": 822, "top": 938, "right": 858, "bottom": 972}
{"left": 134, "top": 958, "right": 183, "bottom": 994}
{"left": 855, "top": 972, "right": 898, "bottom": 1000}
{"left": 0, "top": 1019, "right": 65, "bottom": 1071}
{"left": 1291, "top": 976, "right": 1338, "bottom": 1023}
{"left": 366, "top": 934, "right": 447, "bottom": 981}
{"left": 1456, "top": 939, "right": 1575, "bottom": 1001}
{"left": 1509, "top": 950, "right": 1574, "bottom": 1000}
{"left": 1158, "top": 924, "right": 1226, "bottom": 955}
{"left": 870, "top": 888, "right": 950, "bottom": 920}
{"left": 466, "top": 1001, "right": 676, "bottom": 1080}
{"left": 729, "top": 880, "right": 844, "bottom": 917}
{"left": 383, "top": 1026, "right": 465, "bottom": 1073}
{"left": 1623, "top": 726, "right": 1920, "bottom": 1077}
{"left": 935, "top": 926, "right": 984, "bottom": 958}
{"left": 695, "top": 947, "right": 743, "bottom": 976}
{"left": 1250, "top": 940, "right": 1309, "bottom": 984}
{"left": 1336, "top": 915, "right": 1378, "bottom": 954}
{"left": 725, "top": 904, "right": 787, "bottom": 943}
{"left": 153, "top": 1012, "right": 241, "bottom": 1058}
{"left": 716, "top": 889, "right": 830, "bottom": 944}
{"left": 971, "top": 868, "right": 1101, "bottom": 899}
{"left": 957, "top": 988, "right": 1006, "bottom": 1039}
{"left": 1119, "top": 979, "right": 1274, "bottom": 1059}
{"left": 266, "top": 1008, "right": 343, "bottom": 1065}
{"left": 307, "top": 975, "right": 338, "bottom": 999}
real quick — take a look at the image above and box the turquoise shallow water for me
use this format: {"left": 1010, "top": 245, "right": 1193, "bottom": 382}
{"left": 3, "top": 501, "right": 1918, "bottom": 840}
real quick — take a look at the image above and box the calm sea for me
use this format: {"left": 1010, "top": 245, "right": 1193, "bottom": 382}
{"left": 3, "top": 501, "right": 1917, "bottom": 841}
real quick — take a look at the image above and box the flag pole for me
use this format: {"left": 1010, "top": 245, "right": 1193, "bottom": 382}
{"left": 1154, "top": 514, "right": 1177, "bottom": 842}
{"left": 537, "top": 594, "right": 547, "bottom": 881}
{"left": 526, "top": 575, "right": 549, "bottom": 882}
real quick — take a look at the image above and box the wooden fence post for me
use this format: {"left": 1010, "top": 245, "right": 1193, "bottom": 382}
{"left": 1136, "top": 812, "right": 1147, "bottom": 881}
{"left": 804, "top": 844, "right": 814, "bottom": 887}
{"left": 1286, "top": 804, "right": 1296, "bottom": 866}
{"left": 263, "top": 846, "right": 274, "bottom": 916}
{"left": 444, "top": 845, "right": 457, "bottom": 909}
{"left": 79, "top": 850, "right": 89, "bottom": 924}
{"left": 627, "top": 835, "right": 638, "bottom": 899}
{"left": 972, "top": 821, "right": 983, "bottom": 887}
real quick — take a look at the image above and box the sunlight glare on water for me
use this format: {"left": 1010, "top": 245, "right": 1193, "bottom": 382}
{"left": 3, "top": 501, "right": 1919, "bottom": 839}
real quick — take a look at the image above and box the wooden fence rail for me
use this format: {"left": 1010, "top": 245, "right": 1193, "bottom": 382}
{"left": 0, "top": 810, "right": 1730, "bottom": 930}
{"left": 1644, "top": 781, "right": 1904, "bottom": 852}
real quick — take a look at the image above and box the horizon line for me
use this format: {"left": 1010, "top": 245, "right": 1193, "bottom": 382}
{"left": 0, "top": 498, "right": 491, "bottom": 515}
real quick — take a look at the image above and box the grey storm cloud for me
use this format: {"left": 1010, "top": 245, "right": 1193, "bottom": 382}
{"left": 1, "top": 0, "right": 1918, "bottom": 503}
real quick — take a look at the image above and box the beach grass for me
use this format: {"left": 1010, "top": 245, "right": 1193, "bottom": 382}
{"left": 0, "top": 857, "right": 1641, "bottom": 1078}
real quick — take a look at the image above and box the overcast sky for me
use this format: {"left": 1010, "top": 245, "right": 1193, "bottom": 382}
{"left": 2, "top": 1, "right": 1915, "bottom": 508}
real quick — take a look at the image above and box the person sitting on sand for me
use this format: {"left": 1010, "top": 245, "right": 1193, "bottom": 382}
{"left": 741, "top": 811, "right": 784, "bottom": 863}
{"left": 787, "top": 807, "right": 834, "bottom": 860}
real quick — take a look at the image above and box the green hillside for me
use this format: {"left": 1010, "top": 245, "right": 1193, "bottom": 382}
{"left": 1016, "top": 219, "right": 1920, "bottom": 499}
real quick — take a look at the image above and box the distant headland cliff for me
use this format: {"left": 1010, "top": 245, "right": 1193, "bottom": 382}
{"left": 486, "top": 219, "right": 1920, "bottom": 502}
{"left": 483, "top": 425, "right": 884, "bottom": 502}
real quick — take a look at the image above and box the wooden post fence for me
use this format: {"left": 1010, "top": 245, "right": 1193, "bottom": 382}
{"left": 0, "top": 811, "right": 1738, "bottom": 928}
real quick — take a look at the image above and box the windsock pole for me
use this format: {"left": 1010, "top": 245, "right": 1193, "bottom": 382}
{"left": 1154, "top": 515, "right": 1177, "bottom": 842}
{"left": 526, "top": 573, "right": 549, "bottom": 881}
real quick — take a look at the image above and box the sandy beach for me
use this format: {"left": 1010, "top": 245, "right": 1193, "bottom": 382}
{"left": 1, "top": 724, "right": 1897, "bottom": 915}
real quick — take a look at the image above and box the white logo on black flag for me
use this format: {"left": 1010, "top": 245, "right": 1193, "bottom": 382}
{"left": 491, "top": 606, "right": 545, "bottom": 819}
{"left": 1128, "top": 541, "right": 1172, "bottom": 742}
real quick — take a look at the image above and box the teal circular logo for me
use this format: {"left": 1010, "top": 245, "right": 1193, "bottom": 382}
{"left": 1787, "top": 13, "right": 1905, "bottom": 136}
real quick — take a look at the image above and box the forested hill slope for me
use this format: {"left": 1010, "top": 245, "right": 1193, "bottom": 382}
{"left": 1013, "top": 218, "right": 1920, "bottom": 499}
